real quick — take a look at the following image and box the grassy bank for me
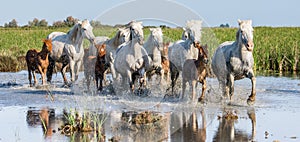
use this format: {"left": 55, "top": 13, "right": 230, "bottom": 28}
{"left": 0, "top": 26, "right": 299, "bottom": 72}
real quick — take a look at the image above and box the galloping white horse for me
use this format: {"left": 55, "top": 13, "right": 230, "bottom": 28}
{"left": 211, "top": 19, "right": 256, "bottom": 104}
{"left": 168, "top": 20, "right": 202, "bottom": 93}
{"left": 114, "top": 21, "right": 150, "bottom": 91}
{"left": 169, "top": 20, "right": 202, "bottom": 71}
{"left": 144, "top": 28, "right": 164, "bottom": 81}
{"left": 46, "top": 20, "right": 95, "bottom": 85}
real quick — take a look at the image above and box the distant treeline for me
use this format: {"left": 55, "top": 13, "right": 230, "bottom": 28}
{"left": 2, "top": 16, "right": 108, "bottom": 28}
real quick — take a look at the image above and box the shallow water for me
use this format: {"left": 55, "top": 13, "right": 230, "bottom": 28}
{"left": 0, "top": 71, "right": 299, "bottom": 142}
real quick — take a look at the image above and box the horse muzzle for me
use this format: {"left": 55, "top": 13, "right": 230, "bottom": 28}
{"left": 246, "top": 41, "right": 254, "bottom": 52}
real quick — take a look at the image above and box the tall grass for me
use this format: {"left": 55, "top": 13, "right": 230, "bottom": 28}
{"left": 0, "top": 26, "right": 299, "bottom": 72}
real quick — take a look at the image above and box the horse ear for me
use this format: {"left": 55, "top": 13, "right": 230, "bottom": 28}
{"left": 77, "top": 20, "right": 82, "bottom": 26}
{"left": 182, "top": 27, "right": 186, "bottom": 31}
{"left": 237, "top": 19, "right": 242, "bottom": 25}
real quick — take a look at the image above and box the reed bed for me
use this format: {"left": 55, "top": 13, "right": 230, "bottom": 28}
{"left": 0, "top": 26, "right": 299, "bottom": 72}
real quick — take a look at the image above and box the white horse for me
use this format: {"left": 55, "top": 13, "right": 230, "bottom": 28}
{"left": 46, "top": 20, "right": 95, "bottom": 85}
{"left": 144, "top": 28, "right": 164, "bottom": 82}
{"left": 114, "top": 21, "right": 150, "bottom": 91}
{"left": 211, "top": 19, "right": 256, "bottom": 105}
{"left": 168, "top": 20, "right": 202, "bottom": 93}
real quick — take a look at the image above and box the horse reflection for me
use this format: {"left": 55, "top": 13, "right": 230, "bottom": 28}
{"left": 171, "top": 110, "right": 206, "bottom": 142}
{"left": 213, "top": 109, "right": 256, "bottom": 142}
{"left": 26, "top": 108, "right": 55, "bottom": 138}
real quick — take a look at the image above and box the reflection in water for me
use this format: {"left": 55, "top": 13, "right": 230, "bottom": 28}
{"left": 26, "top": 107, "right": 55, "bottom": 138}
{"left": 110, "top": 111, "right": 169, "bottom": 142}
{"left": 25, "top": 107, "right": 256, "bottom": 142}
{"left": 171, "top": 109, "right": 206, "bottom": 142}
{"left": 213, "top": 108, "right": 256, "bottom": 142}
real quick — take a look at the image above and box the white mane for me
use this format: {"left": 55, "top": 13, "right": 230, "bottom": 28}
{"left": 186, "top": 20, "right": 202, "bottom": 43}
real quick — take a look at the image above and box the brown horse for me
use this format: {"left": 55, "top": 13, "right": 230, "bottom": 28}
{"left": 95, "top": 44, "right": 107, "bottom": 91}
{"left": 182, "top": 43, "right": 209, "bottom": 102}
{"left": 161, "top": 42, "right": 171, "bottom": 82}
{"left": 26, "top": 39, "right": 52, "bottom": 87}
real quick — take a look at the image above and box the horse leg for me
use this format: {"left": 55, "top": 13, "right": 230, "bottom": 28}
{"left": 99, "top": 74, "right": 104, "bottom": 91}
{"left": 191, "top": 80, "right": 197, "bottom": 101}
{"left": 110, "top": 62, "right": 117, "bottom": 79}
{"left": 247, "top": 71, "right": 256, "bottom": 104}
{"left": 86, "top": 73, "right": 91, "bottom": 90}
{"left": 69, "top": 60, "right": 75, "bottom": 83}
{"left": 127, "top": 71, "right": 134, "bottom": 92}
{"left": 181, "top": 79, "right": 187, "bottom": 100}
{"left": 47, "top": 57, "right": 55, "bottom": 83}
{"left": 43, "top": 68, "right": 48, "bottom": 85}
{"left": 170, "top": 69, "right": 179, "bottom": 95}
{"left": 75, "top": 60, "right": 82, "bottom": 81}
{"left": 95, "top": 73, "right": 99, "bottom": 91}
{"left": 228, "top": 74, "right": 235, "bottom": 101}
{"left": 61, "top": 62, "right": 69, "bottom": 85}
{"left": 198, "top": 79, "right": 206, "bottom": 102}
{"left": 33, "top": 70, "right": 37, "bottom": 86}
{"left": 28, "top": 69, "right": 33, "bottom": 87}
{"left": 37, "top": 66, "right": 44, "bottom": 85}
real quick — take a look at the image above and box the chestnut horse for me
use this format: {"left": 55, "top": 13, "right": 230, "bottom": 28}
{"left": 95, "top": 44, "right": 107, "bottom": 91}
{"left": 26, "top": 39, "right": 52, "bottom": 87}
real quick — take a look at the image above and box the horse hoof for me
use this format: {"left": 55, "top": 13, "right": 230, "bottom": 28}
{"left": 198, "top": 97, "right": 205, "bottom": 103}
{"left": 247, "top": 98, "right": 255, "bottom": 105}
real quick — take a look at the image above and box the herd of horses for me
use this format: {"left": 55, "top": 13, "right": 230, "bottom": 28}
{"left": 25, "top": 19, "right": 256, "bottom": 105}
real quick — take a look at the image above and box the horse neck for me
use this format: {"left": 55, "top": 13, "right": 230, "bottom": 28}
{"left": 109, "top": 32, "right": 121, "bottom": 49}
{"left": 234, "top": 30, "right": 251, "bottom": 60}
{"left": 67, "top": 25, "right": 84, "bottom": 52}
{"left": 38, "top": 47, "right": 49, "bottom": 60}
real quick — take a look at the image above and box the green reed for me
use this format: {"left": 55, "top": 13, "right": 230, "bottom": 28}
{"left": 0, "top": 26, "right": 299, "bottom": 72}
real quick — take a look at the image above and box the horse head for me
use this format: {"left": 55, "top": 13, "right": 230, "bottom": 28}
{"left": 96, "top": 43, "right": 106, "bottom": 57}
{"left": 149, "top": 27, "right": 163, "bottom": 50}
{"left": 196, "top": 43, "right": 209, "bottom": 64}
{"left": 186, "top": 20, "right": 202, "bottom": 45}
{"left": 78, "top": 20, "right": 95, "bottom": 44}
{"left": 128, "top": 21, "right": 144, "bottom": 45}
{"left": 117, "top": 28, "right": 130, "bottom": 45}
{"left": 42, "top": 38, "right": 53, "bottom": 53}
{"left": 237, "top": 19, "right": 254, "bottom": 52}
{"left": 181, "top": 28, "right": 189, "bottom": 40}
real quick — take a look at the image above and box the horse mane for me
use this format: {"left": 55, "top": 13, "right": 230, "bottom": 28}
{"left": 113, "top": 30, "right": 121, "bottom": 47}
{"left": 42, "top": 39, "right": 52, "bottom": 51}
{"left": 185, "top": 20, "right": 202, "bottom": 42}
{"left": 236, "top": 29, "right": 241, "bottom": 41}
{"left": 68, "top": 24, "right": 81, "bottom": 43}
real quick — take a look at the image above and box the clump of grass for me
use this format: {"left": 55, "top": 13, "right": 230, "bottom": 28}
{"left": 61, "top": 109, "right": 107, "bottom": 141}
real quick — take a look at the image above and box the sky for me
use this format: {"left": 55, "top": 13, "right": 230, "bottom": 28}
{"left": 0, "top": 0, "right": 299, "bottom": 27}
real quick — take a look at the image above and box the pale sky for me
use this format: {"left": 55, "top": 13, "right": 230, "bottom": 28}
{"left": 1, "top": 0, "right": 299, "bottom": 27}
